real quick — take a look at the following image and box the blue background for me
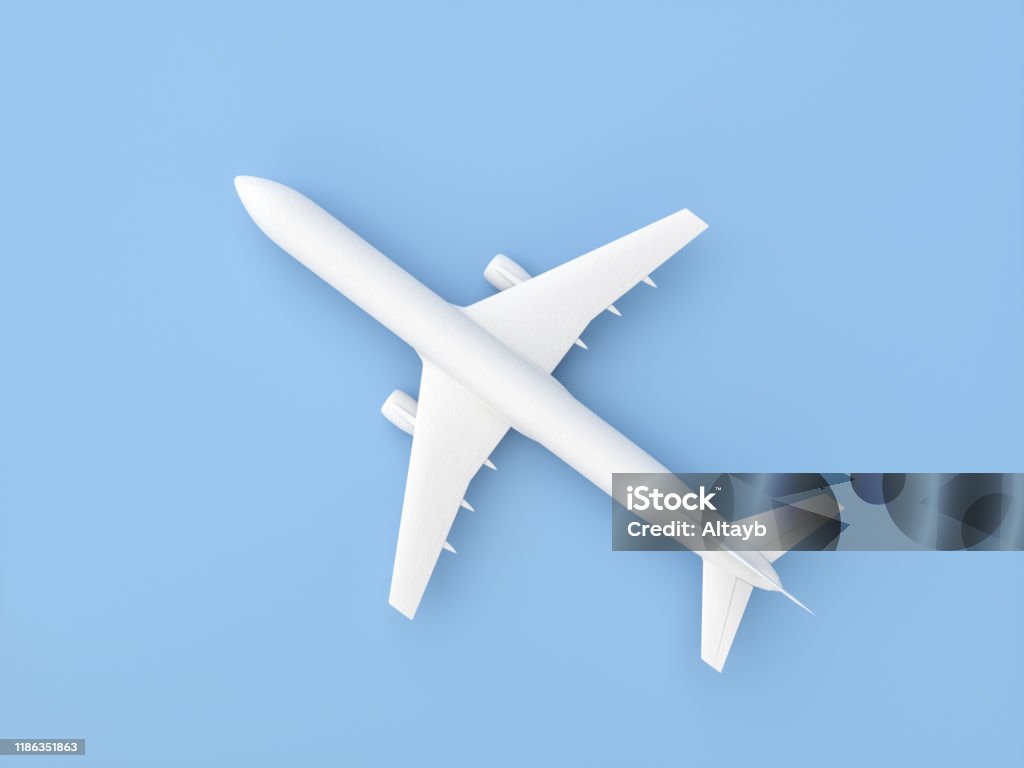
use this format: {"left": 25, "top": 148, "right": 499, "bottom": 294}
{"left": 1, "top": 1, "right": 1022, "bottom": 765}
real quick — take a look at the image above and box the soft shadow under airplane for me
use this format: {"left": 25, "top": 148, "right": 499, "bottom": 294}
{"left": 235, "top": 177, "right": 811, "bottom": 671}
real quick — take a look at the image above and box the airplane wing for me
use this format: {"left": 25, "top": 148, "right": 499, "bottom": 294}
{"left": 700, "top": 560, "right": 754, "bottom": 672}
{"left": 388, "top": 360, "right": 510, "bottom": 619}
{"left": 463, "top": 209, "right": 707, "bottom": 372}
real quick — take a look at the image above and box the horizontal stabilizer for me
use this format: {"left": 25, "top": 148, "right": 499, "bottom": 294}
{"left": 701, "top": 560, "right": 754, "bottom": 672}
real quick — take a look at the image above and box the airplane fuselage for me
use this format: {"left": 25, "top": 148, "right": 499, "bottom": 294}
{"left": 237, "top": 178, "right": 782, "bottom": 593}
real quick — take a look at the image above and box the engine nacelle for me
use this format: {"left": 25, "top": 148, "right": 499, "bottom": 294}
{"left": 381, "top": 390, "right": 417, "bottom": 435}
{"left": 484, "top": 254, "right": 531, "bottom": 292}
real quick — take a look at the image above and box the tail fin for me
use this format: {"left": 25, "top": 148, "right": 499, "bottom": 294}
{"left": 779, "top": 588, "right": 814, "bottom": 615}
{"left": 744, "top": 488, "right": 845, "bottom": 563}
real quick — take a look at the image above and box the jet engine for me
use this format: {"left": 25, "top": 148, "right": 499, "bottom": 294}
{"left": 483, "top": 254, "right": 531, "bottom": 291}
{"left": 381, "top": 390, "right": 417, "bottom": 435}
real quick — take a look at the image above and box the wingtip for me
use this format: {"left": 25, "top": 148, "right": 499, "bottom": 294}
{"left": 388, "top": 599, "right": 417, "bottom": 621}
{"left": 701, "top": 653, "right": 726, "bottom": 673}
{"left": 683, "top": 208, "right": 710, "bottom": 233}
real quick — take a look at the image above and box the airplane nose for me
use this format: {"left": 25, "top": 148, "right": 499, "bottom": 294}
{"left": 234, "top": 174, "right": 255, "bottom": 196}
{"left": 233, "top": 175, "right": 301, "bottom": 243}
{"left": 234, "top": 175, "right": 271, "bottom": 209}
{"left": 231, "top": 175, "right": 370, "bottom": 285}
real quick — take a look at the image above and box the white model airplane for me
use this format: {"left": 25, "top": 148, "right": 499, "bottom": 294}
{"left": 235, "top": 176, "right": 810, "bottom": 671}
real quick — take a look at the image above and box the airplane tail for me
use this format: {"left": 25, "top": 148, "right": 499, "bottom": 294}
{"left": 701, "top": 530, "right": 816, "bottom": 671}
{"left": 699, "top": 559, "right": 814, "bottom": 672}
